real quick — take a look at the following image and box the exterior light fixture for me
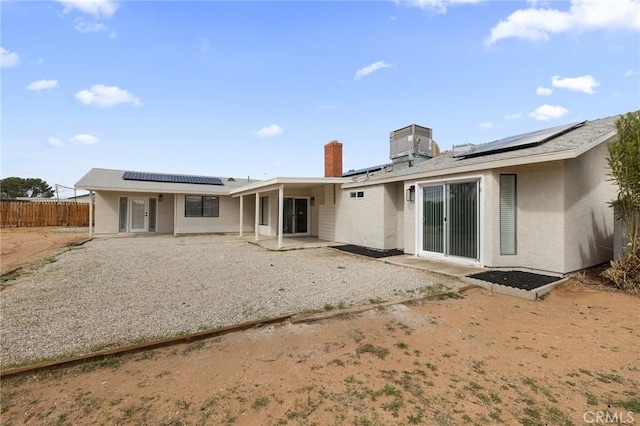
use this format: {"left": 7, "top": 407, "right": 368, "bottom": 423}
{"left": 406, "top": 185, "right": 415, "bottom": 202}
{"left": 310, "top": 196, "right": 315, "bottom": 206}
{"left": 159, "top": 194, "right": 163, "bottom": 202}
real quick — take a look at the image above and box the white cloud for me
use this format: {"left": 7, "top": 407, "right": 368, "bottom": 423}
{"left": 528, "top": 104, "right": 569, "bottom": 121}
{"left": 26, "top": 80, "right": 59, "bottom": 91}
{"left": 255, "top": 124, "right": 283, "bottom": 138}
{"left": 75, "top": 84, "right": 141, "bottom": 107}
{"left": 479, "top": 121, "right": 493, "bottom": 129}
{"left": 551, "top": 74, "right": 599, "bottom": 94}
{"left": 71, "top": 134, "right": 100, "bottom": 145}
{"left": 57, "top": 0, "right": 118, "bottom": 19}
{"left": 47, "top": 137, "right": 63, "bottom": 147}
{"left": 505, "top": 112, "right": 523, "bottom": 120}
{"left": 395, "top": 0, "right": 483, "bottom": 13}
{"left": 1, "top": 47, "right": 19, "bottom": 68}
{"left": 74, "top": 18, "right": 108, "bottom": 33}
{"left": 486, "top": 0, "right": 640, "bottom": 44}
{"left": 624, "top": 69, "right": 637, "bottom": 77}
{"left": 354, "top": 61, "right": 392, "bottom": 80}
{"left": 536, "top": 86, "right": 553, "bottom": 95}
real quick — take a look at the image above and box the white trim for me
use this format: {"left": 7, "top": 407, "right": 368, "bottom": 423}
{"left": 173, "top": 194, "right": 178, "bottom": 236}
{"left": 255, "top": 191, "right": 260, "bottom": 242}
{"left": 89, "top": 191, "right": 93, "bottom": 238}
{"left": 278, "top": 186, "right": 284, "bottom": 249}
{"left": 230, "top": 177, "right": 348, "bottom": 197}
{"left": 239, "top": 195, "right": 244, "bottom": 237}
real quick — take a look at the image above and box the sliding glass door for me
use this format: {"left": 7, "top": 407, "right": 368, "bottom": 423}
{"left": 423, "top": 186, "right": 444, "bottom": 254}
{"left": 448, "top": 182, "right": 478, "bottom": 259}
{"left": 282, "top": 197, "right": 309, "bottom": 235}
{"left": 421, "top": 181, "right": 479, "bottom": 261}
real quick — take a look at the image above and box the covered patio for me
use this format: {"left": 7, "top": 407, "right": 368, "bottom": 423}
{"left": 230, "top": 177, "right": 347, "bottom": 249}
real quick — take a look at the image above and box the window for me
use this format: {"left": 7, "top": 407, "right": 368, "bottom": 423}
{"left": 185, "top": 195, "right": 219, "bottom": 217}
{"left": 350, "top": 191, "right": 364, "bottom": 199}
{"left": 500, "top": 174, "right": 517, "bottom": 255}
{"left": 259, "top": 196, "right": 268, "bottom": 225}
{"left": 118, "top": 197, "right": 127, "bottom": 232}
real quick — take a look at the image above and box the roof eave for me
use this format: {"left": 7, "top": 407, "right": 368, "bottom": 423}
{"left": 342, "top": 132, "right": 617, "bottom": 188}
{"left": 230, "top": 177, "right": 349, "bottom": 197}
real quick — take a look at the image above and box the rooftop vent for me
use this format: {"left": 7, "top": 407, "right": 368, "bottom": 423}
{"left": 390, "top": 124, "right": 436, "bottom": 165}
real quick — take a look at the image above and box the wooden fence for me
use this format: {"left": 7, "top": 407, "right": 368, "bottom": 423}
{"left": 0, "top": 201, "right": 93, "bottom": 227}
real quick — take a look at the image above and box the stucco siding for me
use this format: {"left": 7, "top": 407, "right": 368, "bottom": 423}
{"left": 94, "top": 191, "right": 175, "bottom": 234}
{"left": 404, "top": 181, "right": 417, "bottom": 254}
{"left": 333, "top": 183, "right": 401, "bottom": 250}
{"left": 174, "top": 194, "right": 243, "bottom": 234}
{"left": 563, "top": 140, "right": 616, "bottom": 272}
{"left": 382, "top": 183, "right": 401, "bottom": 249}
{"left": 395, "top": 182, "right": 405, "bottom": 250}
{"left": 94, "top": 192, "right": 119, "bottom": 234}
{"left": 489, "top": 162, "right": 565, "bottom": 274}
{"left": 335, "top": 185, "right": 385, "bottom": 248}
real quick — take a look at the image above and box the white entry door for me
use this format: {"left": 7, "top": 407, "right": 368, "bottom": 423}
{"left": 130, "top": 198, "right": 148, "bottom": 232}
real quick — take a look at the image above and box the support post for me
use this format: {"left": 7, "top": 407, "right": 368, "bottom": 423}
{"left": 89, "top": 191, "right": 93, "bottom": 238}
{"left": 254, "top": 192, "right": 260, "bottom": 242}
{"left": 239, "top": 195, "right": 244, "bottom": 237}
{"left": 278, "top": 185, "right": 284, "bottom": 249}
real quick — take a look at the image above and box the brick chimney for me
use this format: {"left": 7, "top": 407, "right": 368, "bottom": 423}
{"left": 324, "top": 140, "right": 343, "bottom": 177}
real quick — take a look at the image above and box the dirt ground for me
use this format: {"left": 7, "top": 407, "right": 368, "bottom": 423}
{"left": 1, "top": 228, "right": 638, "bottom": 425}
{"left": 0, "top": 227, "right": 89, "bottom": 275}
{"left": 1, "top": 277, "right": 638, "bottom": 425}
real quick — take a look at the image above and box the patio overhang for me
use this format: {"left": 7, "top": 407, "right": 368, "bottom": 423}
{"left": 230, "top": 177, "right": 348, "bottom": 249}
{"left": 229, "top": 177, "right": 348, "bottom": 198}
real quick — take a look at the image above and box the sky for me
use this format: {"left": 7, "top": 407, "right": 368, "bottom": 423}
{"left": 1, "top": 0, "right": 639, "bottom": 197}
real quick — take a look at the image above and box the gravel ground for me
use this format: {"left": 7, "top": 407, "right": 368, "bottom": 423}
{"left": 0, "top": 235, "right": 462, "bottom": 367}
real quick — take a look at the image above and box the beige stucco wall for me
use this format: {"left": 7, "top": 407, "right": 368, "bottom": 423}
{"left": 563, "top": 140, "right": 616, "bottom": 272}
{"left": 488, "top": 162, "right": 566, "bottom": 274}
{"left": 94, "top": 191, "right": 175, "bottom": 234}
{"left": 174, "top": 194, "right": 251, "bottom": 234}
{"left": 335, "top": 183, "right": 402, "bottom": 249}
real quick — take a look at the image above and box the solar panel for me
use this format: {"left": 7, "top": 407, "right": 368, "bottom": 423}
{"left": 122, "top": 171, "right": 223, "bottom": 185}
{"left": 454, "top": 121, "right": 586, "bottom": 158}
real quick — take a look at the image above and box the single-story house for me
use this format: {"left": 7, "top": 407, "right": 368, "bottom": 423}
{"left": 76, "top": 114, "right": 620, "bottom": 276}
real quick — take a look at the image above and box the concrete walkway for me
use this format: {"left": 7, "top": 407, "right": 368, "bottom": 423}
{"left": 254, "top": 237, "right": 484, "bottom": 278}
{"left": 253, "top": 236, "right": 342, "bottom": 250}
{"left": 381, "top": 254, "right": 485, "bottom": 278}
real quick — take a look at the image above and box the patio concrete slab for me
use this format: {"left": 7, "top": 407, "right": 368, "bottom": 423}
{"left": 380, "top": 254, "right": 486, "bottom": 278}
{"left": 253, "top": 236, "right": 343, "bottom": 250}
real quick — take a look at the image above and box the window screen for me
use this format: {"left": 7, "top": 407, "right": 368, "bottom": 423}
{"left": 500, "top": 174, "right": 517, "bottom": 255}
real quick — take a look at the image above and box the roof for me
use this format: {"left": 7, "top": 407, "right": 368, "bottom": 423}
{"left": 343, "top": 115, "right": 619, "bottom": 188}
{"left": 230, "top": 176, "right": 349, "bottom": 197}
{"left": 75, "top": 168, "right": 259, "bottom": 195}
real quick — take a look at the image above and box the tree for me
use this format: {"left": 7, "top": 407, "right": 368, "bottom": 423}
{"left": 0, "top": 177, "right": 55, "bottom": 198}
{"left": 603, "top": 111, "right": 640, "bottom": 295}
{"left": 607, "top": 110, "right": 640, "bottom": 255}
